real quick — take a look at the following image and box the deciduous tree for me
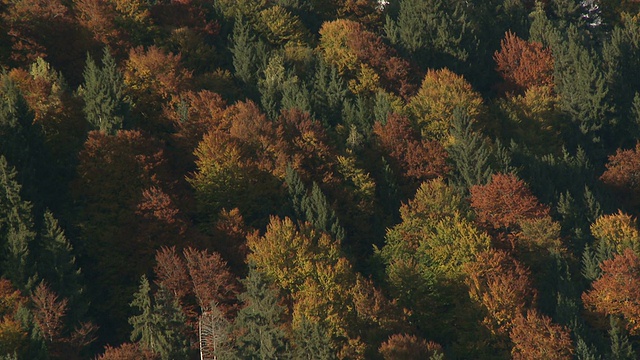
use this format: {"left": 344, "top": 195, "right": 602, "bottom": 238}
{"left": 470, "top": 173, "right": 549, "bottom": 232}
{"left": 407, "top": 68, "right": 484, "bottom": 144}
{"left": 494, "top": 31, "right": 554, "bottom": 94}
{"left": 378, "top": 333, "right": 444, "bottom": 360}
{"left": 600, "top": 142, "right": 640, "bottom": 209}
{"left": 373, "top": 113, "right": 450, "bottom": 192}
{"left": 509, "top": 310, "right": 573, "bottom": 360}
{"left": 582, "top": 249, "right": 640, "bottom": 335}
{"left": 465, "top": 250, "right": 536, "bottom": 335}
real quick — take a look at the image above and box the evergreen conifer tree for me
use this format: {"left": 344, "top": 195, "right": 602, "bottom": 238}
{"left": 37, "top": 210, "right": 84, "bottom": 317}
{"left": 609, "top": 317, "right": 636, "bottom": 360}
{"left": 285, "top": 166, "right": 345, "bottom": 242}
{"left": 0, "top": 156, "right": 35, "bottom": 291}
{"left": 130, "top": 279, "right": 191, "bottom": 359}
{"left": 292, "top": 315, "right": 336, "bottom": 360}
{"left": 152, "top": 286, "right": 190, "bottom": 360}
{"left": 80, "top": 48, "right": 127, "bottom": 135}
{"left": 312, "top": 60, "right": 346, "bottom": 127}
{"left": 231, "top": 16, "right": 260, "bottom": 86}
{"left": 0, "top": 75, "right": 38, "bottom": 194}
{"left": 130, "top": 275, "right": 161, "bottom": 353}
{"left": 235, "top": 268, "right": 289, "bottom": 360}
{"left": 448, "top": 108, "right": 492, "bottom": 192}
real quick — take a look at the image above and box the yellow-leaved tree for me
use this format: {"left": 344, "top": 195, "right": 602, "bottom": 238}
{"left": 407, "top": 68, "right": 484, "bottom": 144}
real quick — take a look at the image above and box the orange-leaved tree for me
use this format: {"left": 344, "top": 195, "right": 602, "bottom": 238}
{"left": 494, "top": 31, "right": 554, "bottom": 95}
{"left": 465, "top": 249, "right": 536, "bottom": 336}
{"left": 373, "top": 113, "right": 450, "bottom": 193}
{"left": 318, "top": 19, "right": 415, "bottom": 97}
{"left": 470, "top": 173, "right": 549, "bottom": 233}
{"left": 378, "top": 333, "right": 444, "bottom": 360}
{"left": 509, "top": 310, "right": 573, "bottom": 360}
{"left": 582, "top": 248, "right": 640, "bottom": 335}
{"left": 600, "top": 142, "right": 640, "bottom": 209}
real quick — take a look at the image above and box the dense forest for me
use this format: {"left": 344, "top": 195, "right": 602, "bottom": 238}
{"left": 2, "top": 0, "right": 640, "bottom": 359}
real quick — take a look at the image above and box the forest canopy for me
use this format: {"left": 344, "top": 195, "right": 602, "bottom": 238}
{"left": 1, "top": 0, "right": 640, "bottom": 359}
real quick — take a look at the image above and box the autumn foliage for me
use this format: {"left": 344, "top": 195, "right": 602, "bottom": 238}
{"left": 407, "top": 68, "right": 484, "bottom": 143}
{"left": 494, "top": 31, "right": 555, "bottom": 94}
{"left": 509, "top": 310, "right": 573, "bottom": 360}
{"left": 601, "top": 142, "right": 640, "bottom": 208}
{"left": 582, "top": 249, "right": 640, "bottom": 335}
{"left": 373, "top": 113, "right": 450, "bottom": 189}
{"left": 3, "top": 0, "right": 640, "bottom": 358}
{"left": 465, "top": 250, "right": 536, "bottom": 335}
{"left": 318, "top": 19, "right": 415, "bottom": 97}
{"left": 378, "top": 333, "right": 443, "bottom": 360}
{"left": 470, "top": 173, "right": 549, "bottom": 231}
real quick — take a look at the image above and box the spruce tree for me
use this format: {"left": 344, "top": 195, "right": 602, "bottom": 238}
{"left": 235, "top": 268, "right": 289, "bottom": 360}
{"left": 574, "top": 337, "right": 601, "bottom": 360}
{"left": 384, "top": 0, "right": 475, "bottom": 74}
{"left": 130, "top": 279, "right": 191, "bottom": 360}
{"left": 80, "top": 48, "right": 127, "bottom": 135}
{"left": 130, "top": 275, "right": 161, "bottom": 353}
{"left": 292, "top": 315, "right": 336, "bottom": 360}
{"left": 0, "top": 75, "right": 37, "bottom": 194}
{"left": 448, "top": 108, "right": 492, "bottom": 192}
{"left": 303, "top": 183, "right": 345, "bottom": 242}
{"left": 231, "top": 16, "right": 259, "bottom": 86}
{"left": 609, "top": 317, "right": 636, "bottom": 360}
{"left": 0, "top": 156, "right": 36, "bottom": 291}
{"left": 37, "top": 210, "right": 84, "bottom": 316}
{"left": 152, "top": 286, "right": 190, "bottom": 360}
{"left": 312, "top": 60, "right": 346, "bottom": 127}
{"left": 285, "top": 166, "right": 345, "bottom": 242}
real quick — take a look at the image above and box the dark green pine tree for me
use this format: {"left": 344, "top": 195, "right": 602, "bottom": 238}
{"left": 235, "top": 268, "right": 289, "bottom": 360}
{"left": 581, "top": 244, "right": 602, "bottom": 282}
{"left": 0, "top": 75, "right": 37, "bottom": 193}
{"left": 384, "top": 0, "right": 474, "bottom": 74}
{"left": 312, "top": 60, "right": 347, "bottom": 127}
{"left": 574, "top": 337, "right": 601, "bottom": 360}
{"left": 0, "top": 156, "right": 36, "bottom": 291}
{"left": 258, "top": 54, "right": 285, "bottom": 120}
{"left": 373, "top": 91, "right": 394, "bottom": 125}
{"left": 448, "top": 108, "right": 492, "bottom": 192}
{"left": 602, "top": 18, "right": 640, "bottom": 148}
{"left": 553, "top": 26, "right": 615, "bottom": 152}
{"left": 130, "top": 279, "right": 190, "bottom": 360}
{"left": 36, "top": 210, "right": 84, "bottom": 317}
{"left": 80, "top": 48, "right": 127, "bottom": 135}
{"left": 152, "top": 286, "right": 191, "bottom": 360}
{"left": 303, "top": 182, "right": 345, "bottom": 242}
{"left": 342, "top": 96, "right": 374, "bottom": 139}
{"left": 14, "top": 304, "right": 48, "bottom": 360}
{"left": 231, "top": 15, "right": 263, "bottom": 87}
{"left": 292, "top": 315, "right": 336, "bottom": 360}
{"left": 280, "top": 74, "right": 312, "bottom": 114}
{"left": 608, "top": 317, "right": 636, "bottom": 360}
{"left": 130, "top": 275, "right": 162, "bottom": 354}
{"left": 285, "top": 166, "right": 345, "bottom": 242}
{"left": 285, "top": 164, "right": 307, "bottom": 219}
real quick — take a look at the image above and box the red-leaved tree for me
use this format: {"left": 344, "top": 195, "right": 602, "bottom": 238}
{"left": 494, "top": 31, "right": 554, "bottom": 95}
{"left": 470, "top": 173, "right": 549, "bottom": 232}
{"left": 600, "top": 142, "right": 640, "bottom": 209}
{"left": 582, "top": 248, "right": 640, "bottom": 335}
{"left": 509, "top": 310, "right": 573, "bottom": 360}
